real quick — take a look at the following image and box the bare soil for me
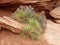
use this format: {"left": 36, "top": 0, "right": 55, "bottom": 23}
{"left": 0, "top": 30, "right": 49, "bottom": 45}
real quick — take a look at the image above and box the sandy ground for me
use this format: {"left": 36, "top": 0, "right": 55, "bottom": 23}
{"left": 44, "top": 20, "right": 60, "bottom": 45}
{"left": 0, "top": 30, "right": 49, "bottom": 45}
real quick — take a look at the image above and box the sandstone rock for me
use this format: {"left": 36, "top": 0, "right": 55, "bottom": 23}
{"left": 21, "top": 0, "right": 51, "bottom": 3}
{"left": 0, "top": 0, "right": 20, "bottom": 6}
{"left": 0, "top": 9, "right": 22, "bottom": 33}
{"left": 44, "top": 0, "right": 57, "bottom": 11}
{"left": 0, "top": 0, "right": 51, "bottom": 6}
{"left": 50, "top": 6, "right": 60, "bottom": 19}
{"left": 55, "top": 0, "right": 60, "bottom": 7}
{"left": 50, "top": 6, "right": 60, "bottom": 23}
{"left": 0, "top": 16, "right": 24, "bottom": 33}
{"left": 55, "top": 20, "right": 60, "bottom": 24}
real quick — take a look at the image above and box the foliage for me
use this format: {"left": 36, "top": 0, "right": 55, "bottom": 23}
{"left": 12, "top": 6, "right": 45, "bottom": 40}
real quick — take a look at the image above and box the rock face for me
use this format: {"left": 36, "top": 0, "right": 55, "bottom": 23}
{"left": 0, "top": 16, "right": 23, "bottom": 33}
{"left": 44, "top": 0, "right": 57, "bottom": 11}
{"left": 0, "top": 0, "right": 51, "bottom": 6}
{"left": 55, "top": 0, "right": 60, "bottom": 7}
{"left": 0, "top": 0, "right": 51, "bottom": 11}
{"left": 50, "top": 6, "right": 60, "bottom": 19}
{"left": 0, "top": 0, "right": 20, "bottom": 6}
{"left": 50, "top": 6, "right": 60, "bottom": 23}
